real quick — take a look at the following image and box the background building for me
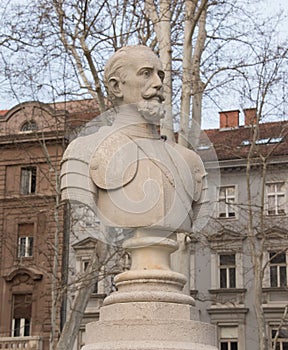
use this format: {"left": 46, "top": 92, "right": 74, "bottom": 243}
{"left": 0, "top": 103, "right": 287, "bottom": 350}
{"left": 193, "top": 109, "right": 288, "bottom": 350}
{"left": 0, "top": 100, "right": 99, "bottom": 350}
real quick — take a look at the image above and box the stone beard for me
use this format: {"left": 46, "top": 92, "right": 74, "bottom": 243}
{"left": 136, "top": 99, "right": 166, "bottom": 123}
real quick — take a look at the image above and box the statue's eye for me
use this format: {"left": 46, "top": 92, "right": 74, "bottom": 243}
{"left": 141, "top": 69, "right": 152, "bottom": 78}
{"left": 158, "top": 71, "right": 165, "bottom": 82}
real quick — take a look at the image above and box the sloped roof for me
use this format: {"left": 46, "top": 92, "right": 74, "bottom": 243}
{"left": 49, "top": 99, "right": 100, "bottom": 128}
{"left": 0, "top": 99, "right": 100, "bottom": 134}
{"left": 199, "top": 120, "right": 288, "bottom": 162}
{"left": 0, "top": 110, "right": 8, "bottom": 117}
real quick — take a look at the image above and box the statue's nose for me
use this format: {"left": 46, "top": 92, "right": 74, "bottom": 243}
{"left": 152, "top": 72, "right": 163, "bottom": 89}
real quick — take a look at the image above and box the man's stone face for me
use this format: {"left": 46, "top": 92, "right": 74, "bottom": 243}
{"left": 119, "top": 49, "right": 165, "bottom": 123}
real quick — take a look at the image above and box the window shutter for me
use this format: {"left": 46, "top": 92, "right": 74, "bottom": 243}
{"left": 18, "top": 223, "right": 34, "bottom": 237}
{"left": 13, "top": 294, "right": 32, "bottom": 319}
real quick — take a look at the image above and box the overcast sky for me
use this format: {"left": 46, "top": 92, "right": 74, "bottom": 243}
{"left": 0, "top": 0, "right": 287, "bottom": 130}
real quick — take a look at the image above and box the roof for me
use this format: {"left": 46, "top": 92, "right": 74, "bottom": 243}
{"left": 0, "top": 99, "right": 100, "bottom": 134}
{"left": 50, "top": 99, "right": 100, "bottom": 128}
{"left": 0, "top": 110, "right": 8, "bottom": 117}
{"left": 199, "top": 120, "right": 288, "bottom": 162}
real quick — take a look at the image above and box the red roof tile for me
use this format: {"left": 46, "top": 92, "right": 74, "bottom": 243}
{"left": 199, "top": 121, "right": 288, "bottom": 161}
{"left": 0, "top": 110, "right": 8, "bottom": 117}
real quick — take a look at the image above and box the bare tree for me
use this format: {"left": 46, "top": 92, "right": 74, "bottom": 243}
{"left": 0, "top": 1, "right": 287, "bottom": 349}
{"left": 236, "top": 26, "right": 287, "bottom": 350}
{"left": 200, "top": 29, "right": 288, "bottom": 348}
{"left": 2, "top": 0, "right": 286, "bottom": 142}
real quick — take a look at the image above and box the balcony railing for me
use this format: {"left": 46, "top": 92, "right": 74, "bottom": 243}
{"left": 0, "top": 336, "right": 42, "bottom": 350}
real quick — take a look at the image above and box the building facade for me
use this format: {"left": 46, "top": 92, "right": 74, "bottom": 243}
{"left": 0, "top": 102, "right": 287, "bottom": 350}
{"left": 0, "top": 100, "right": 99, "bottom": 350}
{"left": 192, "top": 109, "right": 288, "bottom": 350}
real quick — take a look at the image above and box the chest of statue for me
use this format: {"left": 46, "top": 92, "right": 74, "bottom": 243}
{"left": 90, "top": 133, "right": 198, "bottom": 231}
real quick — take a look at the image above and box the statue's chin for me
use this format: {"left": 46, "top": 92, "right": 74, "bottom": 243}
{"left": 137, "top": 101, "right": 165, "bottom": 124}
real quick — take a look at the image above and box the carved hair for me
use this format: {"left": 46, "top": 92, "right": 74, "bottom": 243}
{"left": 104, "top": 45, "right": 157, "bottom": 101}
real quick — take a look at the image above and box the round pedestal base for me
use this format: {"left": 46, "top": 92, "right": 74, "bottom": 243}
{"left": 82, "top": 302, "right": 218, "bottom": 350}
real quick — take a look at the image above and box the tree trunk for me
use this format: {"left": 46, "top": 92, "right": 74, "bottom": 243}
{"left": 253, "top": 255, "right": 268, "bottom": 350}
{"left": 56, "top": 248, "right": 103, "bottom": 350}
{"left": 178, "top": 0, "right": 194, "bottom": 147}
{"left": 190, "top": 1, "right": 207, "bottom": 149}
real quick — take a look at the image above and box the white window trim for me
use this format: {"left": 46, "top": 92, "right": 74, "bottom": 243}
{"left": 267, "top": 249, "right": 288, "bottom": 288}
{"left": 12, "top": 318, "right": 30, "bottom": 337}
{"left": 217, "top": 185, "right": 238, "bottom": 219}
{"left": 218, "top": 324, "right": 245, "bottom": 350}
{"left": 265, "top": 181, "right": 286, "bottom": 216}
{"left": 218, "top": 325, "right": 239, "bottom": 350}
{"left": 211, "top": 252, "right": 243, "bottom": 289}
{"left": 270, "top": 326, "right": 288, "bottom": 350}
{"left": 263, "top": 251, "right": 288, "bottom": 288}
{"left": 219, "top": 253, "right": 236, "bottom": 289}
{"left": 20, "top": 167, "right": 37, "bottom": 195}
{"left": 18, "top": 236, "right": 33, "bottom": 258}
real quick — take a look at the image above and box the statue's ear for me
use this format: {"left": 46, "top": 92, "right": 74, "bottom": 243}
{"left": 108, "top": 77, "right": 123, "bottom": 99}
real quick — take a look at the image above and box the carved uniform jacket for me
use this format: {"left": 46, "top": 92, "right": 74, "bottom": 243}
{"left": 61, "top": 111, "right": 208, "bottom": 234}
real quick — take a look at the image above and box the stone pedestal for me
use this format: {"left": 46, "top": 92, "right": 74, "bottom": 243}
{"left": 82, "top": 230, "right": 217, "bottom": 350}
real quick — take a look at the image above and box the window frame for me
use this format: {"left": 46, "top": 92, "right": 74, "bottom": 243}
{"left": 220, "top": 340, "right": 238, "bottom": 350}
{"left": 18, "top": 236, "right": 34, "bottom": 258}
{"left": 266, "top": 182, "right": 286, "bottom": 216}
{"left": 20, "top": 166, "right": 37, "bottom": 195}
{"left": 269, "top": 251, "right": 287, "bottom": 288}
{"left": 12, "top": 294, "right": 32, "bottom": 337}
{"left": 20, "top": 120, "right": 38, "bottom": 133}
{"left": 271, "top": 327, "right": 288, "bottom": 350}
{"left": 219, "top": 253, "right": 236, "bottom": 289}
{"left": 12, "top": 318, "right": 31, "bottom": 337}
{"left": 218, "top": 325, "right": 239, "bottom": 350}
{"left": 80, "top": 257, "right": 98, "bottom": 294}
{"left": 217, "top": 185, "right": 237, "bottom": 219}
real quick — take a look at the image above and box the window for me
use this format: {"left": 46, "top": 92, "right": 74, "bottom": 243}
{"left": 21, "top": 121, "right": 37, "bottom": 132}
{"left": 18, "top": 237, "right": 34, "bottom": 258}
{"left": 220, "top": 340, "right": 238, "bottom": 350}
{"left": 266, "top": 182, "right": 286, "bottom": 215}
{"left": 218, "top": 186, "right": 236, "bottom": 218}
{"left": 271, "top": 328, "right": 288, "bottom": 350}
{"left": 12, "top": 294, "right": 32, "bottom": 337}
{"left": 20, "top": 167, "right": 37, "bottom": 194}
{"left": 18, "top": 224, "right": 34, "bottom": 258}
{"left": 12, "top": 318, "right": 31, "bottom": 337}
{"left": 219, "top": 254, "right": 236, "bottom": 288}
{"left": 82, "top": 258, "right": 98, "bottom": 293}
{"left": 270, "top": 252, "right": 287, "bottom": 287}
{"left": 219, "top": 326, "right": 238, "bottom": 350}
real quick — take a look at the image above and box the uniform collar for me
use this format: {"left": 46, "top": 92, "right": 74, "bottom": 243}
{"left": 111, "top": 105, "right": 161, "bottom": 139}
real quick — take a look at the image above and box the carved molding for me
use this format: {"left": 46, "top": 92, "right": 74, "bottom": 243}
{"left": 4, "top": 266, "right": 43, "bottom": 282}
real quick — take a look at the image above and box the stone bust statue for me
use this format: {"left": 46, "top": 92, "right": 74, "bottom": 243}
{"left": 61, "top": 45, "right": 207, "bottom": 239}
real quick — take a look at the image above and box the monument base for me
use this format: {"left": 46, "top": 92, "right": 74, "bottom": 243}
{"left": 82, "top": 301, "right": 217, "bottom": 350}
{"left": 82, "top": 231, "right": 217, "bottom": 350}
